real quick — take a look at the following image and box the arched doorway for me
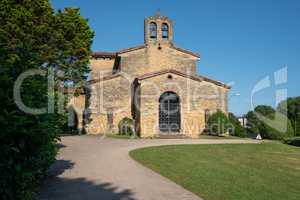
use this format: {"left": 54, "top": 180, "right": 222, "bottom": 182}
{"left": 159, "top": 91, "right": 181, "bottom": 132}
{"left": 68, "top": 106, "right": 79, "bottom": 134}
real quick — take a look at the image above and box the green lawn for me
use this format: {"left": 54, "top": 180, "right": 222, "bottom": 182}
{"left": 198, "top": 135, "right": 242, "bottom": 139}
{"left": 130, "top": 142, "right": 300, "bottom": 200}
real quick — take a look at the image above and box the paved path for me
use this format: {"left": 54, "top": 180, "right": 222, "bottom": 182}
{"left": 38, "top": 136, "right": 260, "bottom": 200}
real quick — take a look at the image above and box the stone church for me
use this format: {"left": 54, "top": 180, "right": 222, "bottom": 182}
{"left": 70, "top": 13, "right": 230, "bottom": 138}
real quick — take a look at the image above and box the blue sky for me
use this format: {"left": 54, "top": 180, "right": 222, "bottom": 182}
{"left": 52, "top": 0, "right": 300, "bottom": 116}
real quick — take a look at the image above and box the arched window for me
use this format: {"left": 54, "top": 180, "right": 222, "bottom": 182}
{"left": 161, "top": 23, "right": 169, "bottom": 39}
{"left": 205, "top": 109, "right": 210, "bottom": 124}
{"left": 149, "top": 22, "right": 157, "bottom": 39}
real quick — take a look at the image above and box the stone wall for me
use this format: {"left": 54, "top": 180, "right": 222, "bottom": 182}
{"left": 119, "top": 45, "right": 198, "bottom": 78}
{"left": 90, "top": 58, "right": 115, "bottom": 79}
{"left": 137, "top": 72, "right": 228, "bottom": 138}
{"left": 86, "top": 76, "right": 132, "bottom": 134}
{"left": 86, "top": 46, "right": 228, "bottom": 137}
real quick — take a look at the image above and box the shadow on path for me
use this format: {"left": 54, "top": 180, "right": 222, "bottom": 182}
{"left": 38, "top": 159, "right": 136, "bottom": 200}
{"left": 47, "top": 159, "right": 75, "bottom": 177}
{"left": 57, "top": 143, "right": 67, "bottom": 150}
{"left": 39, "top": 177, "right": 136, "bottom": 200}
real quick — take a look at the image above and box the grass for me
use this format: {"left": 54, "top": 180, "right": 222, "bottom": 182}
{"left": 198, "top": 135, "right": 242, "bottom": 139}
{"left": 130, "top": 142, "right": 300, "bottom": 200}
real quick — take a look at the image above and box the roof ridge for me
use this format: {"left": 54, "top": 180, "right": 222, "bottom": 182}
{"left": 170, "top": 45, "right": 200, "bottom": 58}
{"left": 89, "top": 73, "right": 121, "bottom": 84}
{"left": 136, "top": 69, "right": 230, "bottom": 89}
{"left": 92, "top": 51, "right": 116, "bottom": 58}
{"left": 117, "top": 44, "right": 146, "bottom": 54}
{"left": 92, "top": 44, "right": 200, "bottom": 58}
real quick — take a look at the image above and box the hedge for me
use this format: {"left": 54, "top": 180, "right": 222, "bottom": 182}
{"left": 284, "top": 137, "right": 300, "bottom": 147}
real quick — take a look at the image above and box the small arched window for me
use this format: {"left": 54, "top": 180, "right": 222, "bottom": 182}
{"left": 205, "top": 109, "right": 210, "bottom": 124}
{"left": 149, "top": 22, "right": 157, "bottom": 39}
{"left": 161, "top": 23, "right": 169, "bottom": 39}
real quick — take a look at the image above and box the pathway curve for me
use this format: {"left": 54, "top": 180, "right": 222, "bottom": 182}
{"left": 38, "top": 136, "right": 260, "bottom": 200}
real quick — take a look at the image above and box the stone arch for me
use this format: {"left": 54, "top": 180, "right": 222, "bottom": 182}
{"left": 149, "top": 22, "right": 157, "bottom": 39}
{"left": 161, "top": 23, "right": 169, "bottom": 39}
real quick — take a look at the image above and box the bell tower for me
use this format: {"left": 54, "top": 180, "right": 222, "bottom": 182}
{"left": 144, "top": 11, "right": 173, "bottom": 46}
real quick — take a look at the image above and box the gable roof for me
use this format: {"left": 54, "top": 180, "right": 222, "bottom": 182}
{"left": 91, "top": 45, "right": 146, "bottom": 59}
{"left": 117, "top": 45, "right": 146, "bottom": 54}
{"left": 88, "top": 69, "right": 230, "bottom": 89}
{"left": 92, "top": 44, "right": 200, "bottom": 58}
{"left": 136, "top": 69, "right": 230, "bottom": 89}
{"left": 91, "top": 51, "right": 116, "bottom": 58}
{"left": 170, "top": 45, "right": 200, "bottom": 58}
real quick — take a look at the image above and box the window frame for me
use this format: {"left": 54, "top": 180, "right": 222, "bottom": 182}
{"left": 161, "top": 23, "right": 169, "bottom": 39}
{"left": 149, "top": 22, "right": 157, "bottom": 39}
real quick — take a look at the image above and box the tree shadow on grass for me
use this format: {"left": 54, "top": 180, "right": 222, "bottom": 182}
{"left": 38, "top": 159, "right": 136, "bottom": 200}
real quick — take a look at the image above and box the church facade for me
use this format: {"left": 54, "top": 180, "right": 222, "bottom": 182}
{"left": 72, "top": 13, "right": 230, "bottom": 138}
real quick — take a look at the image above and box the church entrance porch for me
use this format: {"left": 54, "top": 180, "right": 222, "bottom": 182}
{"left": 159, "top": 91, "right": 181, "bottom": 133}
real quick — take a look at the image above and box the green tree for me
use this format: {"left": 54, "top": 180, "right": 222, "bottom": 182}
{"left": 228, "top": 113, "right": 247, "bottom": 137}
{"left": 0, "top": 1, "right": 93, "bottom": 199}
{"left": 246, "top": 105, "right": 294, "bottom": 139}
{"left": 277, "top": 97, "right": 300, "bottom": 136}
{"left": 245, "top": 111, "right": 260, "bottom": 135}
{"left": 207, "top": 110, "right": 230, "bottom": 136}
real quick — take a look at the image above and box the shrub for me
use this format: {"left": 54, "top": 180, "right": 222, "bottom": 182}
{"left": 284, "top": 137, "right": 300, "bottom": 147}
{"left": 228, "top": 113, "right": 247, "bottom": 137}
{"left": 277, "top": 96, "right": 300, "bottom": 136}
{"left": 0, "top": 116, "right": 60, "bottom": 200}
{"left": 118, "top": 117, "right": 134, "bottom": 136}
{"left": 261, "top": 120, "right": 294, "bottom": 140}
{"left": 207, "top": 110, "right": 230, "bottom": 135}
{"left": 245, "top": 111, "right": 260, "bottom": 135}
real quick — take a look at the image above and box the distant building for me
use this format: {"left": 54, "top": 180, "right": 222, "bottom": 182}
{"left": 238, "top": 116, "right": 247, "bottom": 128}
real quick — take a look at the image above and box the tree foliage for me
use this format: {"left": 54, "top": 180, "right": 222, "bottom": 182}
{"left": 246, "top": 105, "right": 294, "bottom": 140}
{"left": 228, "top": 113, "right": 247, "bottom": 137}
{"left": 207, "top": 110, "right": 230, "bottom": 136}
{"left": 0, "top": 0, "right": 93, "bottom": 199}
{"left": 245, "top": 111, "right": 260, "bottom": 135}
{"left": 277, "top": 96, "right": 300, "bottom": 136}
{"left": 118, "top": 117, "right": 134, "bottom": 136}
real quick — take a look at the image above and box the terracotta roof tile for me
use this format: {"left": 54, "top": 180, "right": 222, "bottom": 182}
{"left": 88, "top": 73, "right": 121, "bottom": 84}
{"left": 91, "top": 52, "right": 116, "bottom": 58}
